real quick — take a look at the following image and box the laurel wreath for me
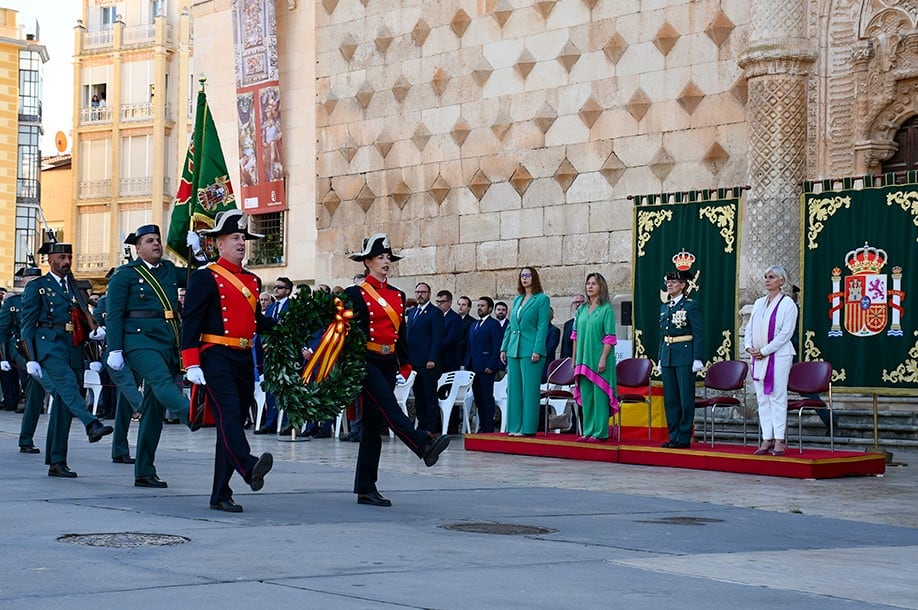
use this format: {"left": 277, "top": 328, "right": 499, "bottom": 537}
{"left": 261, "top": 290, "right": 366, "bottom": 427}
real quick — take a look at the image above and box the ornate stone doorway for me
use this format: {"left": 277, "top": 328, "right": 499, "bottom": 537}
{"left": 883, "top": 115, "right": 918, "bottom": 173}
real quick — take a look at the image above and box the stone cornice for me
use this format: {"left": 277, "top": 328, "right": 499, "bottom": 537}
{"left": 739, "top": 43, "right": 818, "bottom": 77}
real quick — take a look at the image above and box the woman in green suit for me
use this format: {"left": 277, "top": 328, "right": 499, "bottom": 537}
{"left": 500, "top": 267, "right": 551, "bottom": 436}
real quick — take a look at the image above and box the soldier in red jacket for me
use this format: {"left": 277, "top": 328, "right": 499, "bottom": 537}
{"left": 344, "top": 234, "right": 450, "bottom": 507}
{"left": 181, "top": 210, "right": 274, "bottom": 513}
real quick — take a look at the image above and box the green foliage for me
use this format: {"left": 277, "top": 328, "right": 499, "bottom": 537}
{"left": 261, "top": 290, "right": 366, "bottom": 427}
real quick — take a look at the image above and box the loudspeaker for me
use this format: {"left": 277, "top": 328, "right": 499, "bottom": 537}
{"left": 620, "top": 301, "right": 633, "bottom": 326}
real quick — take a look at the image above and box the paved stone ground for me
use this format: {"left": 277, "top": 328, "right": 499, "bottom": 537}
{"left": 1, "top": 411, "right": 916, "bottom": 609}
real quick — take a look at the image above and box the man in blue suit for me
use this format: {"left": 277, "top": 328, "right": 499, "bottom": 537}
{"left": 406, "top": 282, "right": 442, "bottom": 433}
{"left": 255, "top": 276, "right": 293, "bottom": 434}
{"left": 436, "top": 290, "right": 464, "bottom": 373}
{"left": 466, "top": 297, "right": 502, "bottom": 433}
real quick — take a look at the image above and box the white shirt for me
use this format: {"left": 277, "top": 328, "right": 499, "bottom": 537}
{"left": 744, "top": 293, "right": 798, "bottom": 357}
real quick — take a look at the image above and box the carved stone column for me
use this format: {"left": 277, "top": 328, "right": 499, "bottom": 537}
{"left": 738, "top": 0, "right": 817, "bottom": 301}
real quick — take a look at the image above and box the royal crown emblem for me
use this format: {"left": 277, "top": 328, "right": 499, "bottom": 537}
{"left": 672, "top": 250, "right": 696, "bottom": 271}
{"left": 827, "top": 242, "right": 905, "bottom": 338}
{"left": 660, "top": 250, "right": 701, "bottom": 302}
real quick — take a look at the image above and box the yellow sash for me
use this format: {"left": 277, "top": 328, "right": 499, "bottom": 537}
{"left": 208, "top": 263, "right": 257, "bottom": 312}
{"left": 360, "top": 281, "right": 401, "bottom": 331}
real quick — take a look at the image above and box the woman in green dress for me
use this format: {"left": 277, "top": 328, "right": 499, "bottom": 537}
{"left": 571, "top": 273, "right": 618, "bottom": 442}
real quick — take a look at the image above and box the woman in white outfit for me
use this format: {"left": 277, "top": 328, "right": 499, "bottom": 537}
{"left": 744, "top": 265, "right": 798, "bottom": 456}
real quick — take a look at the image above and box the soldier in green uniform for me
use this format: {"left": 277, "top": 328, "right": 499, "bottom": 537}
{"left": 105, "top": 224, "right": 197, "bottom": 488}
{"left": 0, "top": 266, "right": 48, "bottom": 454}
{"left": 658, "top": 270, "right": 704, "bottom": 448}
{"left": 92, "top": 288, "right": 142, "bottom": 464}
{"left": 20, "top": 242, "right": 114, "bottom": 478}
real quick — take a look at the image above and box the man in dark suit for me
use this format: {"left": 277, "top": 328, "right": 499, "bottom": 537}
{"left": 406, "top": 281, "right": 442, "bottom": 433}
{"left": 20, "top": 242, "right": 113, "bottom": 478}
{"left": 543, "top": 308, "right": 561, "bottom": 382}
{"left": 659, "top": 270, "right": 704, "bottom": 449}
{"left": 456, "top": 296, "right": 476, "bottom": 368}
{"left": 559, "top": 293, "right": 585, "bottom": 359}
{"left": 256, "top": 276, "right": 293, "bottom": 434}
{"left": 493, "top": 301, "right": 509, "bottom": 378}
{"left": 436, "top": 290, "right": 464, "bottom": 373}
{"left": 466, "top": 297, "right": 502, "bottom": 433}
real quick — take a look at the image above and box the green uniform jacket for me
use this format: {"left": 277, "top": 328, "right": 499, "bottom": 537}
{"left": 105, "top": 259, "right": 183, "bottom": 357}
{"left": 658, "top": 297, "right": 704, "bottom": 367}
{"left": 20, "top": 273, "right": 84, "bottom": 369}
{"left": 500, "top": 292, "right": 551, "bottom": 358}
{"left": 0, "top": 293, "right": 24, "bottom": 363}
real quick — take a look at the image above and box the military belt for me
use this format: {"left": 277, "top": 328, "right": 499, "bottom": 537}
{"left": 663, "top": 335, "right": 693, "bottom": 344}
{"left": 126, "top": 311, "right": 167, "bottom": 319}
{"left": 366, "top": 341, "right": 395, "bottom": 354}
{"left": 37, "top": 321, "right": 74, "bottom": 332}
{"left": 200, "top": 333, "right": 252, "bottom": 349}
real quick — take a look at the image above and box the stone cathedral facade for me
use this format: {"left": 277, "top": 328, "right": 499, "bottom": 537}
{"left": 194, "top": 0, "right": 917, "bottom": 306}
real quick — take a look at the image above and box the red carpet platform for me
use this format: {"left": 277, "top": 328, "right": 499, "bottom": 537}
{"left": 463, "top": 433, "right": 886, "bottom": 479}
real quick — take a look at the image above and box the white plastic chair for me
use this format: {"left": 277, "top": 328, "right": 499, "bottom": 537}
{"left": 83, "top": 369, "right": 103, "bottom": 416}
{"left": 253, "top": 375, "right": 267, "bottom": 430}
{"left": 493, "top": 374, "right": 509, "bottom": 434}
{"left": 436, "top": 370, "right": 475, "bottom": 436}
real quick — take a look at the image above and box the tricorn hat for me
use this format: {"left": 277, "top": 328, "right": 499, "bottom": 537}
{"left": 200, "top": 209, "right": 263, "bottom": 240}
{"left": 124, "top": 224, "right": 161, "bottom": 245}
{"left": 348, "top": 233, "right": 402, "bottom": 262}
{"left": 664, "top": 270, "right": 693, "bottom": 282}
{"left": 37, "top": 242, "right": 72, "bottom": 255}
{"left": 14, "top": 266, "right": 42, "bottom": 278}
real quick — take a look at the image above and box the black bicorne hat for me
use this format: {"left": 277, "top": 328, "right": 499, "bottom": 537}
{"left": 664, "top": 270, "right": 693, "bottom": 282}
{"left": 14, "top": 266, "right": 42, "bottom": 278}
{"left": 200, "top": 209, "right": 264, "bottom": 240}
{"left": 348, "top": 233, "right": 402, "bottom": 262}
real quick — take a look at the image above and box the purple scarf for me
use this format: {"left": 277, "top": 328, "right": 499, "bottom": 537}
{"left": 753, "top": 295, "right": 784, "bottom": 395}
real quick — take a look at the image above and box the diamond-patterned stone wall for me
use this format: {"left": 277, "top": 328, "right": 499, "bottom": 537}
{"left": 315, "top": 0, "right": 752, "bottom": 296}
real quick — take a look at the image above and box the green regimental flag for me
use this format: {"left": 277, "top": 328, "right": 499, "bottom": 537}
{"left": 632, "top": 191, "right": 741, "bottom": 375}
{"left": 800, "top": 173, "right": 918, "bottom": 393}
{"left": 166, "top": 86, "right": 237, "bottom": 262}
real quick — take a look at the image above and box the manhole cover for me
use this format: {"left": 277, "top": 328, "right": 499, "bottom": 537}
{"left": 58, "top": 532, "right": 190, "bottom": 548}
{"left": 442, "top": 522, "right": 557, "bottom": 536}
{"left": 634, "top": 516, "right": 724, "bottom": 526}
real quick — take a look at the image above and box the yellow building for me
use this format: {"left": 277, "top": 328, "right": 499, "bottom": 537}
{"left": 71, "top": 0, "right": 194, "bottom": 280}
{"left": 0, "top": 7, "right": 48, "bottom": 288}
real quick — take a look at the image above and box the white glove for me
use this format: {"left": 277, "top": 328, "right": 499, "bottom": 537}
{"left": 26, "top": 361, "right": 42, "bottom": 379}
{"left": 692, "top": 359, "right": 704, "bottom": 373}
{"left": 186, "top": 365, "right": 207, "bottom": 385}
{"left": 89, "top": 361, "right": 103, "bottom": 372}
{"left": 89, "top": 326, "right": 106, "bottom": 341}
{"left": 107, "top": 351, "right": 125, "bottom": 371}
{"left": 0, "top": 360, "right": 10, "bottom": 372}
{"left": 186, "top": 230, "right": 202, "bottom": 252}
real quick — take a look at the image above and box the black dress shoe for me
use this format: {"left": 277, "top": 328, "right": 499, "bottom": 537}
{"left": 112, "top": 455, "right": 135, "bottom": 464}
{"left": 423, "top": 434, "right": 451, "bottom": 467}
{"left": 670, "top": 441, "right": 691, "bottom": 449}
{"left": 248, "top": 452, "right": 273, "bottom": 491}
{"left": 254, "top": 426, "right": 276, "bottom": 435}
{"left": 48, "top": 463, "right": 77, "bottom": 478}
{"left": 86, "top": 419, "right": 114, "bottom": 443}
{"left": 357, "top": 491, "right": 392, "bottom": 507}
{"left": 661, "top": 441, "right": 673, "bottom": 448}
{"left": 278, "top": 426, "right": 293, "bottom": 436}
{"left": 313, "top": 429, "right": 332, "bottom": 439}
{"left": 135, "top": 474, "right": 168, "bottom": 488}
{"left": 19, "top": 445, "right": 40, "bottom": 454}
{"left": 210, "top": 499, "right": 244, "bottom": 513}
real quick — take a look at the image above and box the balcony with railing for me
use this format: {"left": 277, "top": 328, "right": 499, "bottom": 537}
{"left": 79, "top": 179, "right": 111, "bottom": 199}
{"left": 83, "top": 28, "right": 113, "bottom": 51}
{"left": 120, "top": 102, "right": 153, "bottom": 123}
{"left": 80, "top": 106, "right": 113, "bottom": 125}
{"left": 124, "top": 24, "right": 173, "bottom": 47}
{"left": 75, "top": 253, "right": 110, "bottom": 274}
{"left": 119, "top": 177, "right": 152, "bottom": 197}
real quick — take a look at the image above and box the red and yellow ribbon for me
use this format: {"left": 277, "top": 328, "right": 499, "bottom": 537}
{"left": 301, "top": 297, "right": 354, "bottom": 384}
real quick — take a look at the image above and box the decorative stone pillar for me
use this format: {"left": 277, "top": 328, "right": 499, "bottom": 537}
{"left": 738, "top": 0, "right": 817, "bottom": 301}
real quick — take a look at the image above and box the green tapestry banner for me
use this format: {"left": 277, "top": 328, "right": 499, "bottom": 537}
{"left": 631, "top": 189, "right": 742, "bottom": 375}
{"left": 800, "top": 172, "right": 918, "bottom": 394}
